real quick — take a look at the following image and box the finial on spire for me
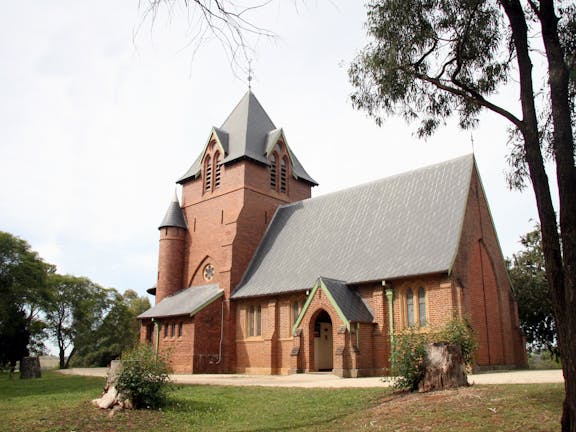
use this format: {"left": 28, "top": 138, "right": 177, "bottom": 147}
{"left": 248, "top": 59, "right": 253, "bottom": 90}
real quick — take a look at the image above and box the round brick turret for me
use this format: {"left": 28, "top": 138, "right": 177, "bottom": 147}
{"left": 156, "top": 193, "right": 187, "bottom": 303}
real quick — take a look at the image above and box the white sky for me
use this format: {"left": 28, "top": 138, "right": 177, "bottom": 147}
{"left": 0, "top": 1, "right": 551, "bottom": 301}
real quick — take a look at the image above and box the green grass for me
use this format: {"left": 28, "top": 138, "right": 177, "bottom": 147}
{"left": 0, "top": 371, "right": 564, "bottom": 431}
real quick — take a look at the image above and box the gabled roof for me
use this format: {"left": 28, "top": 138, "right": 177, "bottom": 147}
{"left": 138, "top": 284, "right": 223, "bottom": 319}
{"left": 232, "top": 155, "right": 475, "bottom": 299}
{"left": 177, "top": 90, "right": 317, "bottom": 185}
{"left": 158, "top": 192, "right": 187, "bottom": 230}
{"left": 294, "top": 277, "right": 374, "bottom": 332}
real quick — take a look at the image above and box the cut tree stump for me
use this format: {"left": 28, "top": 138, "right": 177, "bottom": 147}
{"left": 20, "top": 357, "right": 41, "bottom": 379}
{"left": 419, "top": 342, "right": 468, "bottom": 392}
{"left": 92, "top": 360, "right": 132, "bottom": 410}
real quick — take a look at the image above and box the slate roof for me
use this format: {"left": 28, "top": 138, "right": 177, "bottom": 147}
{"left": 177, "top": 90, "right": 317, "bottom": 185}
{"left": 138, "top": 284, "right": 223, "bottom": 319}
{"left": 232, "top": 155, "right": 475, "bottom": 299}
{"left": 158, "top": 192, "right": 187, "bottom": 230}
{"left": 319, "top": 278, "right": 374, "bottom": 323}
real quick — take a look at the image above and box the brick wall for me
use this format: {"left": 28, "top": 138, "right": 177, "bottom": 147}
{"left": 452, "top": 166, "right": 527, "bottom": 369}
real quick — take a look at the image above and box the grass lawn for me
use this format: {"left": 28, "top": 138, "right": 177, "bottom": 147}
{"left": 0, "top": 371, "right": 564, "bottom": 431}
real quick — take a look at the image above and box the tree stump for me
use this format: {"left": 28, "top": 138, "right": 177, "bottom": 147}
{"left": 418, "top": 342, "right": 468, "bottom": 392}
{"left": 92, "top": 360, "right": 133, "bottom": 411}
{"left": 105, "top": 360, "right": 122, "bottom": 391}
{"left": 20, "top": 357, "right": 41, "bottom": 379}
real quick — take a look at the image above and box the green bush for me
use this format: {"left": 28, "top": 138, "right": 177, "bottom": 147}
{"left": 390, "top": 318, "right": 477, "bottom": 391}
{"left": 115, "top": 344, "right": 172, "bottom": 409}
{"left": 438, "top": 317, "right": 478, "bottom": 367}
{"left": 390, "top": 329, "right": 428, "bottom": 391}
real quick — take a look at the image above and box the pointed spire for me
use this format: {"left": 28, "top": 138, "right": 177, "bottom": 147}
{"left": 248, "top": 59, "right": 253, "bottom": 90}
{"left": 159, "top": 191, "right": 187, "bottom": 230}
{"left": 177, "top": 91, "right": 318, "bottom": 186}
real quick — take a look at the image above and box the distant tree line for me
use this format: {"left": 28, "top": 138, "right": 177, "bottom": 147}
{"left": 0, "top": 230, "right": 150, "bottom": 371}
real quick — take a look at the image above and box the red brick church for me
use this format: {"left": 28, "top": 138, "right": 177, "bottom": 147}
{"left": 138, "top": 90, "right": 527, "bottom": 376}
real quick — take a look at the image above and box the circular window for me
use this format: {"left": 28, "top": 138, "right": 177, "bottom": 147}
{"left": 203, "top": 264, "right": 215, "bottom": 281}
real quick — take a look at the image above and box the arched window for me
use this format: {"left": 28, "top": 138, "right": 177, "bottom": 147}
{"left": 292, "top": 301, "right": 300, "bottom": 326}
{"left": 256, "top": 304, "right": 262, "bottom": 336}
{"left": 248, "top": 304, "right": 262, "bottom": 337}
{"left": 204, "top": 154, "right": 212, "bottom": 192}
{"left": 418, "top": 287, "right": 427, "bottom": 326}
{"left": 269, "top": 153, "right": 277, "bottom": 190}
{"left": 280, "top": 156, "right": 288, "bottom": 193}
{"left": 406, "top": 288, "right": 415, "bottom": 327}
{"left": 214, "top": 152, "right": 222, "bottom": 189}
{"left": 249, "top": 305, "right": 255, "bottom": 336}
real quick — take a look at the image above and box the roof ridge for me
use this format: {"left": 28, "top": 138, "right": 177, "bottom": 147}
{"left": 278, "top": 153, "right": 474, "bottom": 211}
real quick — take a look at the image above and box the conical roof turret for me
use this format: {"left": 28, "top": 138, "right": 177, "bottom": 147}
{"left": 159, "top": 192, "right": 187, "bottom": 230}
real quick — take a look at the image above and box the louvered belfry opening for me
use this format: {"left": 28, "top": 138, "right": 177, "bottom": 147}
{"left": 269, "top": 153, "right": 277, "bottom": 190}
{"left": 214, "top": 152, "right": 222, "bottom": 189}
{"left": 280, "top": 157, "right": 287, "bottom": 193}
{"left": 204, "top": 155, "right": 212, "bottom": 192}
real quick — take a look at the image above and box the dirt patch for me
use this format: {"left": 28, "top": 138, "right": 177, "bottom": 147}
{"left": 374, "top": 387, "right": 486, "bottom": 414}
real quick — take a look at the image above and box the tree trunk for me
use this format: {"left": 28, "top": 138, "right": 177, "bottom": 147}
{"left": 419, "top": 343, "right": 468, "bottom": 392}
{"left": 20, "top": 357, "right": 41, "bottom": 379}
{"left": 501, "top": 2, "right": 576, "bottom": 430}
{"left": 538, "top": 4, "right": 576, "bottom": 430}
{"left": 64, "top": 346, "right": 75, "bottom": 370}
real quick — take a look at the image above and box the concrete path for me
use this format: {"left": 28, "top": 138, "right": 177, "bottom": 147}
{"left": 57, "top": 368, "right": 563, "bottom": 388}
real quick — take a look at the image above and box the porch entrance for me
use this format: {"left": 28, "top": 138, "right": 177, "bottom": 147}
{"left": 313, "top": 310, "right": 333, "bottom": 371}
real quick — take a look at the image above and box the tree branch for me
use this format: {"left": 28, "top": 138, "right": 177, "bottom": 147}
{"left": 413, "top": 71, "right": 524, "bottom": 129}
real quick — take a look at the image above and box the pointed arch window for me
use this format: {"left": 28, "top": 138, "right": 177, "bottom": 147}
{"left": 280, "top": 156, "right": 288, "bottom": 193}
{"left": 406, "top": 288, "right": 415, "bottom": 327}
{"left": 256, "top": 304, "right": 262, "bottom": 336}
{"left": 404, "top": 287, "right": 427, "bottom": 328}
{"left": 204, "top": 154, "right": 212, "bottom": 192}
{"left": 214, "top": 152, "right": 223, "bottom": 189}
{"left": 269, "top": 153, "right": 277, "bottom": 190}
{"left": 418, "top": 287, "right": 427, "bottom": 327}
{"left": 249, "top": 305, "right": 255, "bottom": 336}
{"left": 292, "top": 301, "right": 300, "bottom": 326}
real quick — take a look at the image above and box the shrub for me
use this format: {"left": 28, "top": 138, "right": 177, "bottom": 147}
{"left": 438, "top": 317, "right": 478, "bottom": 367}
{"left": 115, "top": 344, "right": 172, "bottom": 409}
{"left": 390, "top": 329, "right": 428, "bottom": 391}
{"left": 390, "top": 318, "right": 477, "bottom": 391}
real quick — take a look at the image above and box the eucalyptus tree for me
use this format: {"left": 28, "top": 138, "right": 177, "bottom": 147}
{"left": 349, "top": 1, "right": 575, "bottom": 429}
{"left": 44, "top": 274, "right": 110, "bottom": 369}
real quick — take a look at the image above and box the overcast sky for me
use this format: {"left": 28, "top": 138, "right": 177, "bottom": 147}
{"left": 0, "top": 1, "right": 551, "bottom": 301}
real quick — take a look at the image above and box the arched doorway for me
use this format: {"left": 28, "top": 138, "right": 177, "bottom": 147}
{"left": 313, "top": 310, "right": 333, "bottom": 371}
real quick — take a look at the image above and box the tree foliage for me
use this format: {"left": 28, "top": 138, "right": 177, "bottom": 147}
{"left": 44, "top": 274, "right": 110, "bottom": 369}
{"left": 72, "top": 289, "right": 150, "bottom": 367}
{"left": 508, "top": 226, "right": 558, "bottom": 357}
{"left": 350, "top": 1, "right": 575, "bottom": 430}
{"left": 0, "top": 231, "right": 52, "bottom": 370}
